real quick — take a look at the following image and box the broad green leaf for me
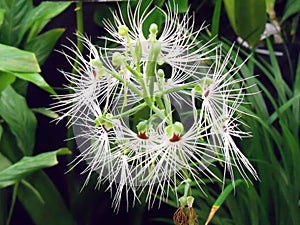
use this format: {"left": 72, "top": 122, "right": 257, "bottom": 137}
{"left": 0, "top": 86, "right": 37, "bottom": 155}
{"left": 32, "top": 108, "right": 59, "bottom": 119}
{"left": 281, "top": 0, "right": 300, "bottom": 23}
{"left": 0, "top": 148, "right": 70, "bottom": 188}
{"left": 12, "top": 72, "right": 56, "bottom": 95}
{"left": 223, "top": 0, "right": 266, "bottom": 46}
{"left": 0, "top": 8, "right": 5, "bottom": 28}
{"left": 0, "top": 44, "right": 40, "bottom": 73}
{"left": 0, "top": 0, "right": 33, "bottom": 46}
{"left": 19, "top": 2, "right": 71, "bottom": 44}
{"left": 24, "top": 28, "right": 65, "bottom": 65}
{"left": 0, "top": 152, "right": 11, "bottom": 172}
{"left": 0, "top": 126, "right": 23, "bottom": 163}
{"left": 0, "top": 71, "right": 15, "bottom": 92}
{"left": 153, "top": 0, "right": 165, "bottom": 7}
{"left": 93, "top": 4, "right": 114, "bottom": 28}
{"left": 168, "top": 0, "right": 188, "bottom": 13}
{"left": 18, "top": 171, "right": 77, "bottom": 225}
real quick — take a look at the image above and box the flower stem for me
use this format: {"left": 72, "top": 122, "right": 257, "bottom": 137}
{"left": 75, "top": 2, "right": 84, "bottom": 49}
{"left": 111, "top": 102, "right": 147, "bottom": 119}
{"left": 6, "top": 183, "right": 19, "bottom": 225}
{"left": 107, "top": 69, "right": 143, "bottom": 97}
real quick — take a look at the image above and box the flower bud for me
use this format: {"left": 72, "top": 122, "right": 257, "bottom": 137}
{"left": 194, "top": 77, "right": 213, "bottom": 95}
{"left": 112, "top": 52, "right": 123, "bottom": 67}
{"left": 149, "top": 23, "right": 158, "bottom": 35}
{"left": 94, "top": 113, "right": 114, "bottom": 131}
{"left": 118, "top": 25, "right": 129, "bottom": 36}
{"left": 157, "top": 69, "right": 165, "bottom": 78}
{"left": 186, "top": 196, "right": 194, "bottom": 208}
{"left": 148, "top": 23, "right": 159, "bottom": 41}
{"left": 179, "top": 196, "right": 187, "bottom": 207}
{"left": 136, "top": 120, "right": 149, "bottom": 139}
{"left": 90, "top": 58, "right": 106, "bottom": 78}
{"left": 136, "top": 120, "right": 148, "bottom": 133}
{"left": 135, "top": 39, "right": 142, "bottom": 62}
{"left": 173, "top": 122, "right": 184, "bottom": 135}
{"left": 165, "top": 122, "right": 184, "bottom": 142}
{"left": 90, "top": 58, "right": 103, "bottom": 68}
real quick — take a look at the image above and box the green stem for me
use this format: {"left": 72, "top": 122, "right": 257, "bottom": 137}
{"left": 157, "top": 77, "right": 172, "bottom": 122}
{"left": 125, "top": 63, "right": 142, "bottom": 79}
{"left": 111, "top": 102, "right": 147, "bottom": 119}
{"left": 75, "top": 2, "right": 84, "bottom": 51}
{"left": 106, "top": 70, "right": 143, "bottom": 97}
{"left": 6, "top": 183, "right": 19, "bottom": 225}
{"left": 155, "top": 83, "right": 195, "bottom": 97}
{"left": 145, "top": 42, "right": 160, "bottom": 100}
{"left": 124, "top": 64, "right": 152, "bottom": 105}
{"left": 183, "top": 180, "right": 191, "bottom": 198}
{"left": 155, "top": 96, "right": 165, "bottom": 110}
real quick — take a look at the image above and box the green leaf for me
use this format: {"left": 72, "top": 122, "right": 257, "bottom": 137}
{"left": 205, "top": 180, "right": 244, "bottom": 225}
{"left": 211, "top": 0, "right": 223, "bottom": 37}
{"left": 0, "top": 86, "right": 37, "bottom": 155}
{"left": 0, "top": 124, "right": 2, "bottom": 142}
{"left": 0, "top": 0, "right": 33, "bottom": 46}
{"left": 267, "top": 94, "right": 300, "bottom": 124}
{"left": 12, "top": 72, "right": 56, "bottom": 95}
{"left": 24, "top": 28, "right": 65, "bottom": 66}
{"left": 32, "top": 108, "right": 59, "bottom": 119}
{"left": 223, "top": 0, "right": 236, "bottom": 29}
{"left": 0, "top": 8, "right": 5, "bottom": 28}
{"left": 18, "top": 171, "right": 77, "bottom": 225}
{"left": 281, "top": 0, "right": 300, "bottom": 23}
{"left": 93, "top": 4, "right": 114, "bottom": 28}
{"left": 0, "top": 71, "right": 16, "bottom": 92}
{"left": 223, "top": 0, "right": 266, "bottom": 46}
{"left": 20, "top": 2, "right": 71, "bottom": 44}
{"left": 153, "top": 0, "right": 165, "bottom": 7}
{"left": 0, "top": 152, "right": 11, "bottom": 172}
{"left": 0, "top": 148, "right": 70, "bottom": 188}
{"left": 214, "top": 180, "right": 244, "bottom": 207}
{"left": 265, "top": 0, "right": 276, "bottom": 12}
{"left": 168, "top": 0, "right": 188, "bottom": 13}
{"left": 292, "top": 52, "right": 300, "bottom": 125}
{"left": 0, "top": 44, "right": 40, "bottom": 73}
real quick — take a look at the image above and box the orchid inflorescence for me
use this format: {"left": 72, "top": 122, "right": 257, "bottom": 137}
{"left": 53, "top": 0, "right": 258, "bottom": 211}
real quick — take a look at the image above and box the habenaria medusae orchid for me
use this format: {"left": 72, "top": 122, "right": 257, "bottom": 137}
{"left": 54, "top": 0, "right": 258, "bottom": 213}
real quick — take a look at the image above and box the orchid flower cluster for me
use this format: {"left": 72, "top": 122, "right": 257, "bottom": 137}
{"left": 53, "top": 1, "right": 258, "bottom": 211}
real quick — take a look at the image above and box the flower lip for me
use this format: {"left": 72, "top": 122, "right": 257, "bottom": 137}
{"left": 169, "top": 133, "right": 181, "bottom": 142}
{"left": 137, "top": 131, "right": 149, "bottom": 140}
